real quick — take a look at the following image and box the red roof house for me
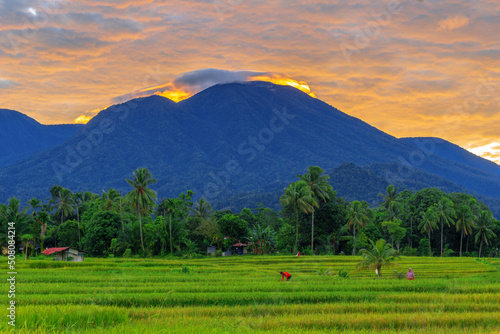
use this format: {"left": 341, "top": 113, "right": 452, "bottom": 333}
{"left": 42, "top": 247, "right": 85, "bottom": 261}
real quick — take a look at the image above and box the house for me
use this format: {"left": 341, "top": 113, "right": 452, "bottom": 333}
{"left": 207, "top": 245, "right": 216, "bottom": 255}
{"left": 42, "top": 247, "right": 85, "bottom": 262}
{"left": 232, "top": 242, "right": 248, "bottom": 255}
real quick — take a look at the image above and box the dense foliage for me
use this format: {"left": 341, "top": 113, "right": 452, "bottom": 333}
{"left": 1, "top": 166, "right": 500, "bottom": 259}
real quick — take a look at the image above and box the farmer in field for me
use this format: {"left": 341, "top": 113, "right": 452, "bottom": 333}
{"left": 407, "top": 268, "right": 415, "bottom": 280}
{"left": 280, "top": 271, "right": 292, "bottom": 281}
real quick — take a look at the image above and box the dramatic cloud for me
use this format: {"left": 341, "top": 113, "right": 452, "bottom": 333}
{"left": 0, "top": 0, "right": 499, "bottom": 164}
{"left": 113, "top": 69, "right": 316, "bottom": 103}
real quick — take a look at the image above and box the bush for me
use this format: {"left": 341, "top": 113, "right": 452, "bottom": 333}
{"left": 418, "top": 238, "right": 431, "bottom": 256}
{"left": 317, "top": 267, "right": 333, "bottom": 276}
{"left": 338, "top": 268, "right": 349, "bottom": 278}
{"left": 122, "top": 249, "right": 132, "bottom": 258}
{"left": 181, "top": 266, "right": 190, "bottom": 273}
{"left": 301, "top": 246, "right": 313, "bottom": 256}
{"left": 402, "top": 247, "right": 418, "bottom": 256}
{"left": 393, "top": 270, "right": 405, "bottom": 279}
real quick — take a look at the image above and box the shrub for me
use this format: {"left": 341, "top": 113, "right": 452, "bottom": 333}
{"left": 338, "top": 268, "right": 350, "bottom": 278}
{"left": 402, "top": 247, "right": 418, "bottom": 256}
{"left": 122, "top": 249, "right": 132, "bottom": 258}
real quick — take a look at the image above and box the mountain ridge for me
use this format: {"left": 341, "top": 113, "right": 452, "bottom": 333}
{"left": 1, "top": 82, "right": 500, "bottom": 210}
{"left": 0, "top": 109, "right": 83, "bottom": 169}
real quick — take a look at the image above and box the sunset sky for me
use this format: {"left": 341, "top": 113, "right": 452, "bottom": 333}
{"left": 0, "top": 0, "right": 499, "bottom": 163}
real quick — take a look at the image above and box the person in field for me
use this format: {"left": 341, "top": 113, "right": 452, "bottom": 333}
{"left": 280, "top": 271, "right": 292, "bottom": 281}
{"left": 407, "top": 268, "right": 415, "bottom": 280}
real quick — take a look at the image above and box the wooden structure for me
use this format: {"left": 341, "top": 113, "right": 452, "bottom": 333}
{"left": 207, "top": 245, "right": 216, "bottom": 255}
{"left": 232, "top": 242, "right": 248, "bottom": 255}
{"left": 42, "top": 247, "right": 85, "bottom": 262}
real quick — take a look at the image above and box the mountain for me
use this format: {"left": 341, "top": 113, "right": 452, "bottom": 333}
{"left": 212, "top": 162, "right": 500, "bottom": 218}
{"left": 1, "top": 82, "right": 500, "bottom": 211}
{"left": 400, "top": 137, "right": 500, "bottom": 177}
{"left": 0, "top": 109, "right": 83, "bottom": 169}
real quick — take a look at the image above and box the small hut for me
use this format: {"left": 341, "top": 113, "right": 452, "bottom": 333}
{"left": 42, "top": 247, "right": 85, "bottom": 262}
{"left": 207, "top": 245, "right": 216, "bottom": 255}
{"left": 232, "top": 242, "right": 248, "bottom": 256}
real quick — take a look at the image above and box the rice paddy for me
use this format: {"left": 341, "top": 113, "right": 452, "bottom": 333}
{"left": 2, "top": 256, "right": 500, "bottom": 333}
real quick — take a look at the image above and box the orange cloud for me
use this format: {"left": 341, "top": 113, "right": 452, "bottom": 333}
{"left": 74, "top": 114, "right": 92, "bottom": 124}
{"left": 466, "top": 142, "right": 500, "bottom": 164}
{"left": 439, "top": 15, "right": 470, "bottom": 32}
{"left": 248, "top": 74, "right": 316, "bottom": 98}
{"left": 114, "top": 69, "right": 317, "bottom": 104}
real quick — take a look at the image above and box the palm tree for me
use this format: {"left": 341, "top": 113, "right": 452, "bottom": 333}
{"left": 100, "top": 188, "right": 120, "bottom": 212}
{"left": 280, "top": 180, "right": 316, "bottom": 254}
{"left": 418, "top": 207, "right": 438, "bottom": 256}
{"left": 55, "top": 188, "right": 74, "bottom": 225}
{"left": 474, "top": 210, "right": 497, "bottom": 258}
{"left": 357, "top": 239, "right": 400, "bottom": 280}
{"left": 125, "top": 168, "right": 157, "bottom": 252}
{"left": 192, "top": 198, "right": 213, "bottom": 219}
{"left": 455, "top": 204, "right": 474, "bottom": 257}
{"left": 378, "top": 185, "right": 399, "bottom": 210}
{"left": 345, "top": 201, "right": 372, "bottom": 255}
{"left": 73, "top": 192, "right": 83, "bottom": 243}
{"left": 28, "top": 198, "right": 42, "bottom": 215}
{"left": 298, "top": 166, "right": 332, "bottom": 253}
{"left": 0, "top": 198, "right": 31, "bottom": 247}
{"left": 21, "top": 234, "right": 34, "bottom": 260}
{"left": 435, "top": 197, "right": 456, "bottom": 257}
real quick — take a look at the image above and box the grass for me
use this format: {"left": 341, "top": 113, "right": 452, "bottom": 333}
{"left": 2, "top": 255, "right": 499, "bottom": 333}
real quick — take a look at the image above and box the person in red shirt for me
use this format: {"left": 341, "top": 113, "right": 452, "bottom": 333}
{"left": 280, "top": 271, "right": 292, "bottom": 281}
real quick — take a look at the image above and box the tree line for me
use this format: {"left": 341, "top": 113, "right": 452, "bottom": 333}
{"left": 1, "top": 166, "right": 499, "bottom": 259}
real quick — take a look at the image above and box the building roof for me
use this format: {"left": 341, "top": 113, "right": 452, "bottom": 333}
{"left": 233, "top": 242, "right": 247, "bottom": 247}
{"left": 42, "top": 247, "right": 69, "bottom": 255}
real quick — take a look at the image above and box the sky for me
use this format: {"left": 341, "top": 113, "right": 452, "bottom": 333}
{"left": 0, "top": 0, "right": 499, "bottom": 164}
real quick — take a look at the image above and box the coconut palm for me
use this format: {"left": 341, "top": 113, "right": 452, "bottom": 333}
{"left": 435, "top": 197, "right": 456, "bottom": 257}
{"left": 357, "top": 239, "right": 400, "bottom": 280}
{"left": 280, "top": 180, "right": 316, "bottom": 254}
{"left": 100, "top": 188, "right": 120, "bottom": 212}
{"left": 298, "top": 166, "right": 332, "bottom": 253}
{"left": 0, "top": 198, "right": 31, "bottom": 246}
{"left": 125, "top": 168, "right": 157, "bottom": 252}
{"left": 73, "top": 192, "right": 83, "bottom": 243}
{"left": 455, "top": 204, "right": 474, "bottom": 257}
{"left": 21, "top": 234, "right": 34, "bottom": 260}
{"left": 345, "top": 201, "right": 372, "bottom": 255}
{"left": 55, "top": 188, "right": 74, "bottom": 225}
{"left": 418, "top": 207, "right": 438, "bottom": 256}
{"left": 378, "top": 185, "right": 399, "bottom": 210}
{"left": 474, "top": 210, "right": 497, "bottom": 258}
{"left": 192, "top": 198, "right": 213, "bottom": 219}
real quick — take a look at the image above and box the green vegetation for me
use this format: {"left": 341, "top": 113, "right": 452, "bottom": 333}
{"left": 1, "top": 256, "right": 499, "bottom": 333}
{"left": 1, "top": 167, "right": 500, "bottom": 259}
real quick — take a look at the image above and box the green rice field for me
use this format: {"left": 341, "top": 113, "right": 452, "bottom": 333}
{"left": 2, "top": 256, "right": 500, "bottom": 333}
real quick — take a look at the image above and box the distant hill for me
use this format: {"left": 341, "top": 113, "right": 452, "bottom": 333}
{"left": 213, "top": 162, "right": 500, "bottom": 218}
{"left": 400, "top": 137, "right": 500, "bottom": 177}
{"left": 0, "top": 109, "right": 82, "bottom": 169}
{"left": 1, "top": 82, "right": 500, "bottom": 214}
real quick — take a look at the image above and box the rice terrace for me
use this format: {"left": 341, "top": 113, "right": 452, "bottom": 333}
{"left": 2, "top": 255, "right": 499, "bottom": 333}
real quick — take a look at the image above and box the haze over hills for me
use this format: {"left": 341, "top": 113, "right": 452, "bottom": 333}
{"left": 0, "top": 109, "right": 83, "bottom": 169}
{"left": 1, "top": 82, "right": 500, "bottom": 216}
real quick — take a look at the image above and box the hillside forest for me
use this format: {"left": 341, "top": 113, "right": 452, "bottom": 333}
{"left": 2, "top": 166, "right": 499, "bottom": 259}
